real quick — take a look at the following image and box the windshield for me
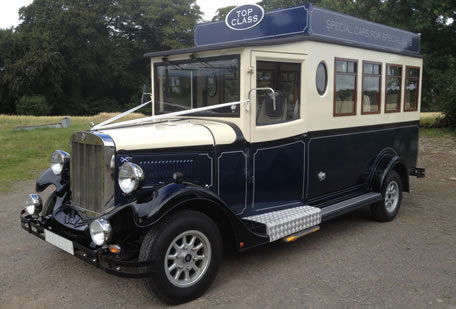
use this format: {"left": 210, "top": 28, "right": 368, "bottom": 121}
{"left": 154, "top": 55, "right": 240, "bottom": 117}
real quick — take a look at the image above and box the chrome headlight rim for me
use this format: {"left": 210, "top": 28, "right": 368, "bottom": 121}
{"left": 25, "top": 194, "right": 42, "bottom": 216}
{"left": 89, "top": 219, "right": 112, "bottom": 247}
{"left": 50, "top": 150, "right": 70, "bottom": 175}
{"left": 118, "top": 162, "right": 144, "bottom": 195}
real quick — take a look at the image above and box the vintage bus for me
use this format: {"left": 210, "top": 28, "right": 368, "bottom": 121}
{"left": 21, "top": 4, "right": 425, "bottom": 304}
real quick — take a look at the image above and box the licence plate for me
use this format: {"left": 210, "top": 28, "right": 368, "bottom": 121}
{"left": 44, "top": 229, "right": 74, "bottom": 255}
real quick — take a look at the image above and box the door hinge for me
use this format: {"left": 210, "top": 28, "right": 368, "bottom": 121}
{"left": 247, "top": 66, "right": 254, "bottom": 74}
{"left": 248, "top": 176, "right": 255, "bottom": 184}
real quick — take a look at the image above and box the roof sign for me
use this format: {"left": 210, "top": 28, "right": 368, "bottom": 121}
{"left": 195, "top": 5, "right": 309, "bottom": 47}
{"left": 194, "top": 4, "right": 420, "bottom": 55}
{"left": 225, "top": 4, "right": 265, "bottom": 31}
{"left": 308, "top": 7, "right": 420, "bottom": 55}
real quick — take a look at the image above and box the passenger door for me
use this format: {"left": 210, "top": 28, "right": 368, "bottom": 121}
{"left": 248, "top": 51, "right": 307, "bottom": 214}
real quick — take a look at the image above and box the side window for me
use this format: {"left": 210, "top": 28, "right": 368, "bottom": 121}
{"left": 404, "top": 66, "right": 420, "bottom": 111}
{"left": 316, "top": 62, "right": 328, "bottom": 95}
{"left": 256, "top": 61, "right": 301, "bottom": 126}
{"left": 362, "top": 61, "right": 382, "bottom": 114}
{"left": 385, "top": 64, "right": 402, "bottom": 113}
{"left": 334, "top": 58, "right": 357, "bottom": 116}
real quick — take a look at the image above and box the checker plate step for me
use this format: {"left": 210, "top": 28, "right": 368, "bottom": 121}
{"left": 244, "top": 206, "right": 321, "bottom": 242}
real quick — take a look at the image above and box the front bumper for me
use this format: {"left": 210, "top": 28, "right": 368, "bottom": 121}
{"left": 20, "top": 212, "right": 154, "bottom": 278}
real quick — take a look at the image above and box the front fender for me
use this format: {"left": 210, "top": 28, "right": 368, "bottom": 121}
{"left": 107, "top": 182, "right": 269, "bottom": 250}
{"left": 36, "top": 168, "right": 69, "bottom": 194}
{"left": 130, "top": 182, "right": 238, "bottom": 227}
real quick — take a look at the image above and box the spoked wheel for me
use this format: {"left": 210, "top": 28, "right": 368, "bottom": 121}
{"left": 384, "top": 180, "right": 400, "bottom": 213}
{"left": 164, "top": 230, "right": 212, "bottom": 288}
{"left": 139, "top": 210, "right": 222, "bottom": 305}
{"left": 371, "top": 170, "right": 403, "bottom": 222}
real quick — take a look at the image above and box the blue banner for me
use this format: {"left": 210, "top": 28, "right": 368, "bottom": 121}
{"left": 193, "top": 4, "right": 420, "bottom": 55}
{"left": 194, "top": 5, "right": 309, "bottom": 47}
{"left": 308, "top": 6, "right": 420, "bottom": 55}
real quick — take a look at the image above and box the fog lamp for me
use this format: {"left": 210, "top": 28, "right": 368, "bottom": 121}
{"left": 25, "top": 194, "right": 42, "bottom": 216}
{"left": 89, "top": 219, "right": 112, "bottom": 246}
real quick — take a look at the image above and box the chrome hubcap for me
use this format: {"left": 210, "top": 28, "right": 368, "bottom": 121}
{"left": 164, "top": 230, "right": 211, "bottom": 287}
{"left": 385, "top": 180, "right": 399, "bottom": 212}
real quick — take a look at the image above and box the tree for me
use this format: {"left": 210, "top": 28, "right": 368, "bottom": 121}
{"left": 0, "top": 0, "right": 201, "bottom": 115}
{"left": 16, "top": 95, "right": 51, "bottom": 115}
{"left": 0, "top": 29, "right": 19, "bottom": 114}
{"left": 212, "top": 6, "right": 236, "bottom": 22}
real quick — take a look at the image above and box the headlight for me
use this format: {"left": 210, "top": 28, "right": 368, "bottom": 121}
{"left": 25, "top": 194, "right": 42, "bottom": 216}
{"left": 118, "top": 162, "right": 144, "bottom": 194}
{"left": 89, "top": 219, "right": 112, "bottom": 246}
{"left": 51, "top": 150, "right": 70, "bottom": 175}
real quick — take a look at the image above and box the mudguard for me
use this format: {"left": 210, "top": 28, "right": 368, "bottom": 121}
{"left": 370, "top": 154, "right": 409, "bottom": 193}
{"left": 107, "top": 182, "right": 269, "bottom": 251}
{"left": 36, "top": 168, "right": 69, "bottom": 194}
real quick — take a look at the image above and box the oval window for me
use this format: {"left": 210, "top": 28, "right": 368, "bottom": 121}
{"left": 316, "top": 62, "right": 327, "bottom": 95}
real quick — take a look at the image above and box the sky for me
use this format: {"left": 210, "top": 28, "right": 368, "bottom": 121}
{"left": 0, "top": 0, "right": 256, "bottom": 29}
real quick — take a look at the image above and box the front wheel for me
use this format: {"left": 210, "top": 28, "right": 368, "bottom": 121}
{"left": 41, "top": 192, "right": 57, "bottom": 216}
{"left": 371, "top": 170, "right": 403, "bottom": 222}
{"left": 139, "top": 210, "right": 222, "bottom": 304}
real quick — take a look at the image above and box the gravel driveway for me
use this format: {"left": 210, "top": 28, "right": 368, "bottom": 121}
{"left": 1, "top": 136, "right": 455, "bottom": 308}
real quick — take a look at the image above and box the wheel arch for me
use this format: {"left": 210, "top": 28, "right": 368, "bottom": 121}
{"left": 370, "top": 153, "right": 410, "bottom": 193}
{"left": 391, "top": 162, "right": 409, "bottom": 192}
{"left": 160, "top": 198, "right": 239, "bottom": 252}
{"left": 108, "top": 183, "right": 269, "bottom": 252}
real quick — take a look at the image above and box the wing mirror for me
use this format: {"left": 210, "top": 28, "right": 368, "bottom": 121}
{"left": 141, "top": 84, "right": 151, "bottom": 104}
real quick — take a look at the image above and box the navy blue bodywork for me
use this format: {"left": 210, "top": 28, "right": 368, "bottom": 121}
{"left": 34, "top": 120, "right": 418, "bottom": 234}
{"left": 23, "top": 119, "right": 420, "bottom": 277}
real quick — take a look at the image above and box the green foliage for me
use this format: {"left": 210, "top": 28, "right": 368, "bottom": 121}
{"left": 0, "top": 113, "right": 145, "bottom": 191}
{"left": 0, "top": 0, "right": 201, "bottom": 116}
{"left": 259, "top": 0, "right": 456, "bottom": 127}
{"left": 16, "top": 96, "right": 51, "bottom": 116}
{"left": 212, "top": 6, "right": 236, "bottom": 21}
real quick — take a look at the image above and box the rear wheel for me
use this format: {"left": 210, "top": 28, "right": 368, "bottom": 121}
{"left": 139, "top": 210, "right": 222, "bottom": 304}
{"left": 371, "top": 170, "right": 403, "bottom": 222}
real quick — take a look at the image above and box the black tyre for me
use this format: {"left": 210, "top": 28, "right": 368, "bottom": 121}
{"left": 41, "top": 192, "right": 57, "bottom": 216}
{"left": 371, "top": 170, "right": 403, "bottom": 222}
{"left": 139, "top": 210, "right": 222, "bottom": 304}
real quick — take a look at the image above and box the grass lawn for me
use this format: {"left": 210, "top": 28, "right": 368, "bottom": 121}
{"left": 0, "top": 112, "right": 454, "bottom": 192}
{"left": 0, "top": 113, "right": 143, "bottom": 192}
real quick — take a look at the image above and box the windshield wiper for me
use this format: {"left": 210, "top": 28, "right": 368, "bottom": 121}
{"left": 162, "top": 57, "right": 183, "bottom": 70}
{"left": 189, "top": 54, "right": 213, "bottom": 68}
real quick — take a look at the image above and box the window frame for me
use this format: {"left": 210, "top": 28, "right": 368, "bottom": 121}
{"left": 316, "top": 61, "right": 328, "bottom": 96}
{"left": 404, "top": 65, "right": 420, "bottom": 112}
{"left": 153, "top": 54, "right": 241, "bottom": 118}
{"left": 333, "top": 57, "right": 358, "bottom": 117}
{"left": 361, "top": 60, "right": 382, "bottom": 115}
{"left": 255, "top": 60, "right": 302, "bottom": 126}
{"left": 384, "top": 63, "right": 403, "bottom": 114}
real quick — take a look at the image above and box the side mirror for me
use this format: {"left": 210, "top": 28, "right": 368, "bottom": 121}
{"left": 264, "top": 92, "right": 283, "bottom": 119}
{"left": 141, "top": 84, "right": 149, "bottom": 104}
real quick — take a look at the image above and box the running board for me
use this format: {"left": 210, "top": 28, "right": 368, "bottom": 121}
{"left": 244, "top": 206, "right": 322, "bottom": 242}
{"left": 243, "top": 192, "right": 382, "bottom": 242}
{"left": 321, "top": 192, "right": 382, "bottom": 221}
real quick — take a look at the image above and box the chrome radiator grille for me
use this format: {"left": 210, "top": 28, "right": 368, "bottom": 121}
{"left": 70, "top": 132, "right": 115, "bottom": 216}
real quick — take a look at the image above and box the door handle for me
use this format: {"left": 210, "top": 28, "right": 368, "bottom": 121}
{"left": 318, "top": 172, "right": 326, "bottom": 182}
